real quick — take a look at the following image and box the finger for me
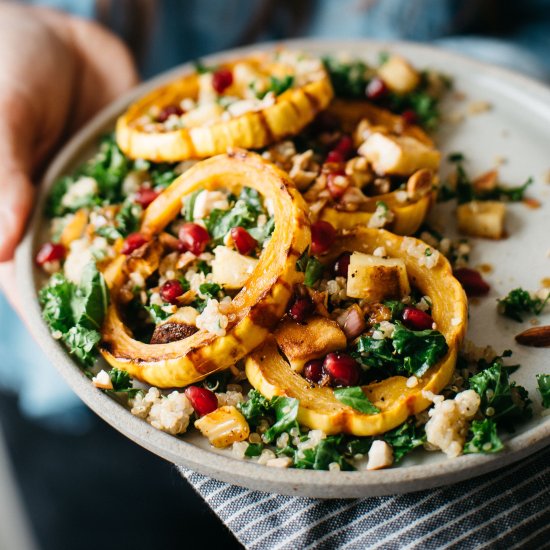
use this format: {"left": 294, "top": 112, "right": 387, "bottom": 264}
{"left": 0, "top": 98, "right": 35, "bottom": 261}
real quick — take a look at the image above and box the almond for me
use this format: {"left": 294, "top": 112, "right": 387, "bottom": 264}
{"left": 515, "top": 325, "right": 550, "bottom": 347}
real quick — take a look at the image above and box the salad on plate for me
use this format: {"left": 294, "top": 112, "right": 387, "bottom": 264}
{"left": 35, "top": 49, "right": 549, "bottom": 472}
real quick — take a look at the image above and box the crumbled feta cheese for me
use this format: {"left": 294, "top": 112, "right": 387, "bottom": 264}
{"left": 401, "top": 237, "right": 440, "bottom": 269}
{"left": 367, "top": 440, "right": 394, "bottom": 470}
{"left": 64, "top": 237, "right": 94, "bottom": 284}
{"left": 191, "top": 190, "right": 229, "bottom": 220}
{"left": 92, "top": 370, "right": 113, "bottom": 390}
{"left": 368, "top": 202, "right": 395, "bottom": 229}
{"left": 122, "top": 171, "right": 146, "bottom": 196}
{"left": 52, "top": 330, "right": 63, "bottom": 340}
{"left": 147, "top": 391, "right": 194, "bottom": 435}
{"left": 373, "top": 246, "right": 387, "bottom": 258}
{"left": 129, "top": 271, "right": 146, "bottom": 289}
{"left": 406, "top": 376, "right": 419, "bottom": 388}
{"left": 227, "top": 93, "right": 275, "bottom": 118}
{"left": 394, "top": 190, "right": 409, "bottom": 203}
{"left": 61, "top": 177, "right": 97, "bottom": 208}
{"left": 416, "top": 296, "right": 432, "bottom": 312}
{"left": 195, "top": 299, "right": 229, "bottom": 336}
{"left": 130, "top": 387, "right": 162, "bottom": 419}
{"left": 425, "top": 390, "right": 481, "bottom": 457}
{"left": 328, "top": 462, "right": 341, "bottom": 472}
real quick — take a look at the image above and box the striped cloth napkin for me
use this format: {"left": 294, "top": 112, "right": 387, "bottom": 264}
{"left": 179, "top": 445, "right": 549, "bottom": 549}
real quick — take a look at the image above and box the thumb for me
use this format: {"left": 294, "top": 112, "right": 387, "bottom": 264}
{"left": 0, "top": 101, "right": 35, "bottom": 262}
{"left": 0, "top": 159, "right": 34, "bottom": 262}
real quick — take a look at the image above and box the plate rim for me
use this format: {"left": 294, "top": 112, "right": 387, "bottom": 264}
{"left": 15, "top": 38, "right": 550, "bottom": 498}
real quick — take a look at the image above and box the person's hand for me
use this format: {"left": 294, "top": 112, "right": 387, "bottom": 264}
{"left": 0, "top": 4, "right": 138, "bottom": 313}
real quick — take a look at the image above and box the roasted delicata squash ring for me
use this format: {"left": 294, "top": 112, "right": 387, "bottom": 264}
{"left": 100, "top": 151, "right": 310, "bottom": 388}
{"left": 315, "top": 100, "right": 439, "bottom": 234}
{"left": 245, "top": 228, "right": 467, "bottom": 437}
{"left": 116, "top": 51, "right": 334, "bottom": 162}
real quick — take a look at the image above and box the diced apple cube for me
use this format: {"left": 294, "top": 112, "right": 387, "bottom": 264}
{"left": 347, "top": 252, "right": 410, "bottom": 302}
{"left": 211, "top": 245, "right": 259, "bottom": 289}
{"left": 367, "top": 440, "right": 394, "bottom": 470}
{"left": 456, "top": 201, "right": 506, "bottom": 239}
{"left": 274, "top": 315, "right": 347, "bottom": 372}
{"left": 377, "top": 55, "right": 420, "bottom": 94}
{"left": 358, "top": 133, "right": 440, "bottom": 176}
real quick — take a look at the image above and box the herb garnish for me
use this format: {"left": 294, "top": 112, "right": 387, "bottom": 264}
{"left": 333, "top": 387, "right": 380, "bottom": 414}
{"left": 536, "top": 374, "right": 550, "bottom": 408}
{"left": 39, "top": 262, "right": 109, "bottom": 367}
{"left": 464, "top": 419, "right": 504, "bottom": 454}
{"left": 355, "top": 321, "right": 448, "bottom": 377}
{"left": 497, "top": 288, "right": 549, "bottom": 322}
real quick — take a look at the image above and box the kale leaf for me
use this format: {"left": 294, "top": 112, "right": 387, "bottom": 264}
{"left": 145, "top": 304, "right": 172, "bottom": 325}
{"left": 497, "top": 288, "right": 549, "bottom": 323}
{"left": 198, "top": 282, "right": 221, "bottom": 299}
{"left": 107, "top": 368, "right": 140, "bottom": 397}
{"left": 333, "top": 387, "right": 380, "bottom": 414}
{"left": 293, "top": 435, "right": 354, "bottom": 471}
{"left": 304, "top": 257, "right": 324, "bottom": 287}
{"left": 205, "top": 200, "right": 258, "bottom": 242}
{"left": 469, "top": 359, "right": 532, "bottom": 427}
{"left": 356, "top": 321, "right": 448, "bottom": 377}
{"left": 39, "top": 263, "right": 109, "bottom": 368}
{"left": 63, "top": 326, "right": 101, "bottom": 368}
{"left": 71, "top": 262, "right": 109, "bottom": 331}
{"left": 383, "top": 420, "right": 426, "bottom": 463}
{"left": 39, "top": 273, "right": 76, "bottom": 334}
{"left": 464, "top": 419, "right": 504, "bottom": 454}
{"left": 536, "top": 374, "right": 550, "bottom": 408}
{"left": 323, "top": 57, "right": 369, "bottom": 98}
{"left": 263, "top": 397, "right": 300, "bottom": 444}
{"left": 440, "top": 158, "right": 533, "bottom": 204}
{"left": 238, "top": 389, "right": 275, "bottom": 426}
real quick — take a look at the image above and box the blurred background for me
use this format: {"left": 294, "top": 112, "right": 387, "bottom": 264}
{"left": 1, "top": 1, "right": 550, "bottom": 549}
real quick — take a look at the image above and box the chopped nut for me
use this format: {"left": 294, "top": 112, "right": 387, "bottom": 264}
{"left": 406, "top": 169, "right": 434, "bottom": 200}
{"left": 515, "top": 326, "right": 550, "bottom": 347}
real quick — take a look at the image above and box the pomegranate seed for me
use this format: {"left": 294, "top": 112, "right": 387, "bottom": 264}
{"left": 288, "top": 296, "right": 314, "bottom": 323}
{"left": 212, "top": 68, "right": 233, "bottom": 94}
{"left": 311, "top": 221, "right": 336, "bottom": 256}
{"left": 453, "top": 267, "right": 491, "bottom": 297}
{"left": 36, "top": 242, "right": 65, "bottom": 266}
{"left": 402, "top": 109, "right": 418, "bottom": 125}
{"left": 334, "top": 252, "right": 351, "bottom": 278}
{"left": 323, "top": 352, "right": 361, "bottom": 387}
{"left": 135, "top": 187, "right": 159, "bottom": 208}
{"left": 366, "top": 77, "right": 388, "bottom": 100}
{"left": 230, "top": 226, "right": 257, "bottom": 256}
{"left": 402, "top": 306, "right": 434, "bottom": 331}
{"left": 122, "top": 233, "right": 148, "bottom": 255}
{"left": 303, "top": 359, "right": 324, "bottom": 384}
{"left": 157, "top": 104, "right": 183, "bottom": 123}
{"left": 326, "top": 172, "right": 349, "bottom": 200}
{"left": 334, "top": 135, "right": 354, "bottom": 158}
{"left": 184, "top": 386, "right": 218, "bottom": 417}
{"left": 326, "top": 150, "right": 344, "bottom": 164}
{"left": 178, "top": 222, "right": 210, "bottom": 255}
{"left": 160, "top": 279, "right": 185, "bottom": 304}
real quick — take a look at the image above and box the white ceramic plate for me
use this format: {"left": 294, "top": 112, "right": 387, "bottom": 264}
{"left": 16, "top": 39, "right": 550, "bottom": 498}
